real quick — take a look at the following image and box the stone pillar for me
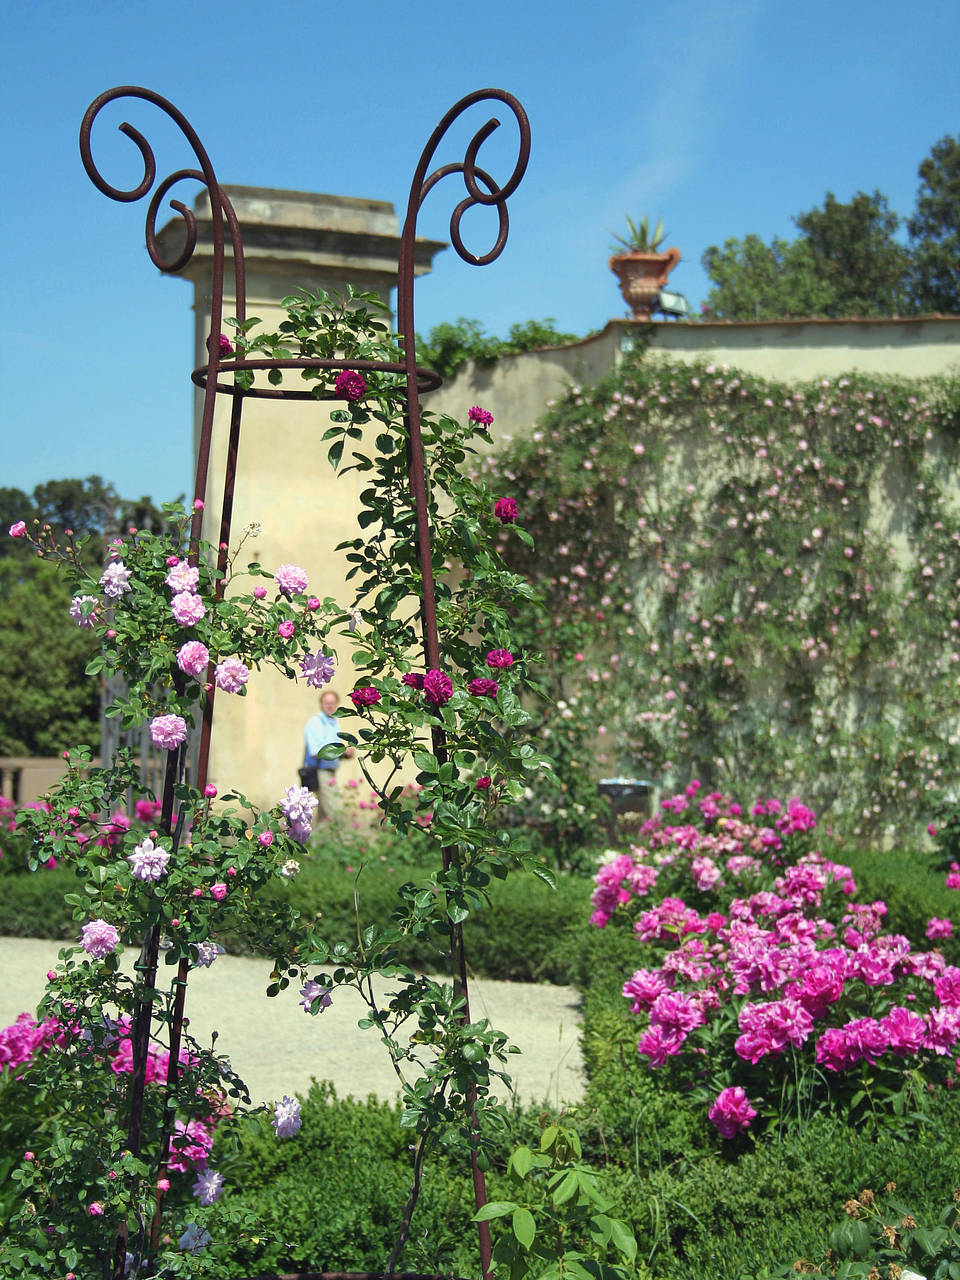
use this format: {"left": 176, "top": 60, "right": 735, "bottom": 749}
{"left": 157, "top": 187, "right": 445, "bottom": 808}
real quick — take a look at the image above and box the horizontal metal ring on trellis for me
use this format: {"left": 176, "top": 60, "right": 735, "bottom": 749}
{"left": 191, "top": 356, "right": 443, "bottom": 398}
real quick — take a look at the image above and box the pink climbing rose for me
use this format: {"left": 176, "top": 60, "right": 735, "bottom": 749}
{"left": 177, "top": 641, "right": 210, "bottom": 677}
{"left": 350, "top": 687, "right": 381, "bottom": 708}
{"left": 81, "top": 919, "right": 120, "bottom": 960}
{"left": 486, "top": 649, "right": 514, "bottom": 669}
{"left": 171, "top": 593, "right": 206, "bottom": 626}
{"left": 468, "top": 405, "right": 493, "bottom": 425}
{"left": 165, "top": 560, "right": 200, "bottom": 593}
{"left": 150, "top": 714, "right": 188, "bottom": 751}
{"left": 69, "top": 595, "right": 100, "bottom": 629}
{"left": 300, "top": 651, "right": 335, "bottom": 688}
{"left": 214, "top": 656, "right": 250, "bottom": 694}
{"left": 494, "top": 497, "right": 518, "bottom": 523}
{"left": 274, "top": 564, "right": 309, "bottom": 594}
{"left": 423, "top": 669, "right": 454, "bottom": 706}
{"left": 468, "top": 677, "right": 498, "bottom": 698}
{"left": 127, "top": 837, "right": 171, "bottom": 883}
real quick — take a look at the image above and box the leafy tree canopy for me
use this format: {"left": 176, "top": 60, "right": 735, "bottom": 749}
{"left": 0, "top": 558, "right": 100, "bottom": 756}
{"left": 415, "top": 317, "right": 579, "bottom": 381}
{"left": 908, "top": 133, "right": 960, "bottom": 315}
{"left": 0, "top": 478, "right": 174, "bottom": 756}
{"left": 0, "top": 476, "right": 174, "bottom": 571}
{"left": 702, "top": 190, "right": 912, "bottom": 320}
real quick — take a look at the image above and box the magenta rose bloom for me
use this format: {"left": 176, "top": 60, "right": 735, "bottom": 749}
{"left": 476, "top": 776, "right": 492, "bottom": 790}
{"left": 708, "top": 1086, "right": 757, "bottom": 1139}
{"left": 150, "top": 714, "right": 188, "bottom": 751}
{"left": 334, "top": 370, "right": 366, "bottom": 401}
{"left": 350, "top": 686, "right": 381, "bottom": 708}
{"left": 277, "top": 620, "right": 295, "bottom": 639}
{"left": 177, "top": 641, "right": 210, "bottom": 677}
{"left": 485, "top": 648, "right": 514, "bottom": 669}
{"left": 494, "top": 497, "right": 518, "bottom": 524}
{"left": 423, "top": 669, "right": 454, "bottom": 706}
{"left": 209, "top": 882, "right": 228, "bottom": 901}
{"left": 401, "top": 672, "right": 425, "bottom": 690}
{"left": 468, "top": 405, "right": 493, "bottom": 425}
{"left": 274, "top": 563, "right": 309, "bottom": 594}
{"left": 8, "top": 521, "right": 26, "bottom": 537}
{"left": 468, "top": 677, "right": 499, "bottom": 698}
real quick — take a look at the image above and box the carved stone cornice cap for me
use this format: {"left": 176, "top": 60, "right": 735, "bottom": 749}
{"left": 156, "top": 184, "right": 446, "bottom": 286}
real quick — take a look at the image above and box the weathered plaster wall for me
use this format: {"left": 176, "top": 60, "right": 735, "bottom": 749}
{"left": 427, "top": 316, "right": 960, "bottom": 450}
{"left": 160, "top": 187, "right": 444, "bottom": 808}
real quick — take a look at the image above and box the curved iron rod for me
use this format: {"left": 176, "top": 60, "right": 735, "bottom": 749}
{"left": 81, "top": 84, "right": 531, "bottom": 1280}
{"left": 393, "top": 89, "right": 531, "bottom": 1280}
{"left": 80, "top": 88, "right": 248, "bottom": 1277}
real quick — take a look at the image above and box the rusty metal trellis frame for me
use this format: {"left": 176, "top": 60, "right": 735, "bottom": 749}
{"left": 80, "top": 85, "right": 530, "bottom": 1280}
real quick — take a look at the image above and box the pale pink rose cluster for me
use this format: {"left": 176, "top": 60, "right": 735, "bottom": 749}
{"left": 69, "top": 595, "right": 100, "bottom": 628}
{"left": 171, "top": 591, "right": 206, "bottom": 627}
{"left": 214, "top": 655, "right": 250, "bottom": 694}
{"left": 274, "top": 563, "right": 309, "bottom": 594}
{"left": 80, "top": 918, "right": 120, "bottom": 959}
{"left": 150, "top": 714, "right": 188, "bottom": 751}
{"left": 127, "top": 836, "right": 170, "bottom": 882}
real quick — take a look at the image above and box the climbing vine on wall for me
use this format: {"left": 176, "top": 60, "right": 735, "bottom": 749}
{"left": 482, "top": 353, "right": 960, "bottom": 842}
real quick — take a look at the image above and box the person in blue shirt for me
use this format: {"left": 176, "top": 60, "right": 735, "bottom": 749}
{"left": 302, "top": 689, "right": 354, "bottom": 822}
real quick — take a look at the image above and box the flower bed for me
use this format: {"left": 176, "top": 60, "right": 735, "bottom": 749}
{"left": 591, "top": 782, "right": 960, "bottom": 1140}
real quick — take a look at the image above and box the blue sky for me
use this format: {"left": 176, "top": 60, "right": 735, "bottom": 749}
{"left": 2, "top": 0, "right": 958, "bottom": 503}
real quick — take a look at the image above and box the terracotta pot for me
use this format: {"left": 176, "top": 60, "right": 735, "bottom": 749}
{"left": 609, "top": 247, "right": 682, "bottom": 320}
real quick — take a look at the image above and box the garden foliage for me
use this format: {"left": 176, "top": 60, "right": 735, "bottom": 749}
{"left": 0, "top": 287, "right": 553, "bottom": 1277}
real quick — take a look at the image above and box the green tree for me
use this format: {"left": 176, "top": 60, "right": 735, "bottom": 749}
{"left": 0, "top": 477, "right": 173, "bottom": 755}
{"left": 793, "top": 189, "right": 911, "bottom": 316}
{"left": 701, "top": 234, "right": 834, "bottom": 321}
{"left": 1, "top": 476, "right": 173, "bottom": 569}
{"left": 0, "top": 558, "right": 100, "bottom": 756}
{"left": 908, "top": 133, "right": 960, "bottom": 314}
{"left": 702, "top": 190, "right": 912, "bottom": 320}
{"left": 415, "top": 316, "right": 578, "bottom": 381}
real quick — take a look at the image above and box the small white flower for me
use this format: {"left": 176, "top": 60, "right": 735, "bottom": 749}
{"left": 192, "top": 1168, "right": 225, "bottom": 1206}
{"left": 127, "top": 836, "right": 171, "bottom": 883}
{"left": 279, "top": 859, "right": 301, "bottom": 879}
{"left": 194, "top": 940, "right": 222, "bottom": 968}
{"left": 299, "top": 979, "right": 332, "bottom": 1013}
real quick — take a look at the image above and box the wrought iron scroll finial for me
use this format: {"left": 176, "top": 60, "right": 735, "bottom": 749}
{"left": 395, "top": 89, "right": 531, "bottom": 677}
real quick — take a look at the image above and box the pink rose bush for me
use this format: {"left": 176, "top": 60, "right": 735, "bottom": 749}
{"left": 594, "top": 785, "right": 960, "bottom": 1139}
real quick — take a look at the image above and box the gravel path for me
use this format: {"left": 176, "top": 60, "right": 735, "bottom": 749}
{"left": 0, "top": 937, "right": 584, "bottom": 1107}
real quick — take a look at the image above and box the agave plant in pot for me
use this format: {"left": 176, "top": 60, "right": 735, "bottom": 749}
{"left": 609, "top": 214, "right": 681, "bottom": 319}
